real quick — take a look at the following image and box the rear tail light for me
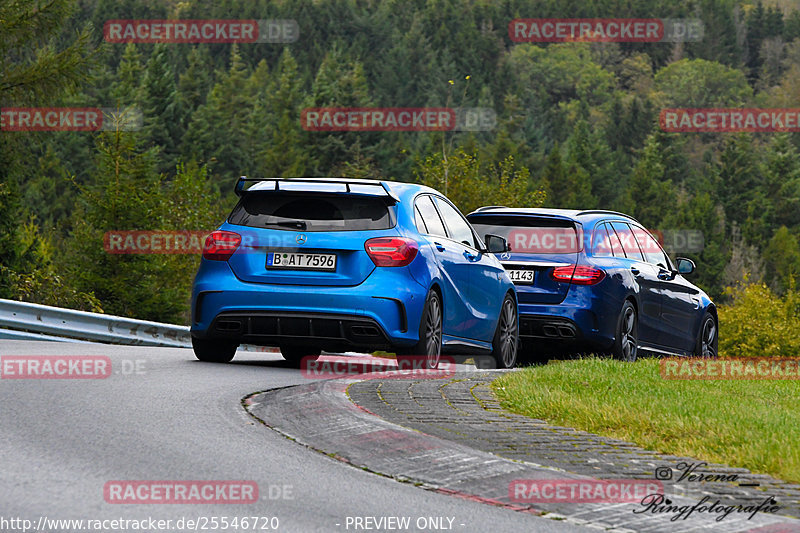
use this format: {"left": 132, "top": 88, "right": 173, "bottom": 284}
{"left": 365, "top": 237, "right": 418, "bottom": 267}
{"left": 202, "top": 230, "right": 241, "bottom": 261}
{"left": 551, "top": 265, "right": 605, "bottom": 285}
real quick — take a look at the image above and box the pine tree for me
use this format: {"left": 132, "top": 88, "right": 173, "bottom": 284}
{"left": 139, "top": 43, "right": 183, "bottom": 174}
{"left": 0, "top": 0, "right": 95, "bottom": 301}
{"left": 111, "top": 43, "right": 144, "bottom": 105}
{"left": 304, "top": 44, "right": 376, "bottom": 173}
{"left": 564, "top": 119, "right": 607, "bottom": 207}
{"left": 628, "top": 134, "right": 678, "bottom": 228}
{"left": 764, "top": 226, "right": 800, "bottom": 293}
{"left": 64, "top": 129, "right": 181, "bottom": 322}
{"left": 178, "top": 47, "right": 213, "bottom": 124}
{"left": 718, "top": 134, "right": 763, "bottom": 229}
{"left": 182, "top": 44, "right": 253, "bottom": 184}
{"left": 258, "top": 49, "right": 310, "bottom": 177}
{"left": 764, "top": 134, "right": 800, "bottom": 230}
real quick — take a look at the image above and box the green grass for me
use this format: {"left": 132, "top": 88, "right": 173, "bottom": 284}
{"left": 492, "top": 357, "right": 800, "bottom": 483}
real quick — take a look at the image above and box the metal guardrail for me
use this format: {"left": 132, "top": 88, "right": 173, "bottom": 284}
{"left": 0, "top": 299, "right": 273, "bottom": 352}
{"left": 0, "top": 299, "right": 191, "bottom": 347}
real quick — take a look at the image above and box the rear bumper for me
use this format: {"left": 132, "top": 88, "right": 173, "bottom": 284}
{"left": 190, "top": 260, "right": 427, "bottom": 350}
{"left": 520, "top": 315, "right": 580, "bottom": 340}
{"left": 196, "top": 311, "right": 393, "bottom": 351}
{"left": 517, "top": 292, "right": 617, "bottom": 349}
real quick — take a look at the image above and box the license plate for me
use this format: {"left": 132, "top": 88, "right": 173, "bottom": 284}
{"left": 267, "top": 252, "right": 336, "bottom": 271}
{"left": 507, "top": 269, "right": 534, "bottom": 284}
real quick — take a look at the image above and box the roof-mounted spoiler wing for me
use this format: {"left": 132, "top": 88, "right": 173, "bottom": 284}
{"left": 234, "top": 176, "right": 399, "bottom": 203}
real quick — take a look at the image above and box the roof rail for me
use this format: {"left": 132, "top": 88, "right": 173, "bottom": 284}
{"left": 576, "top": 209, "right": 638, "bottom": 221}
{"left": 234, "top": 176, "right": 399, "bottom": 202}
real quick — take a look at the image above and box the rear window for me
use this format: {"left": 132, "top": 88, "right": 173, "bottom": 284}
{"left": 469, "top": 216, "right": 581, "bottom": 254}
{"left": 228, "top": 193, "right": 396, "bottom": 232}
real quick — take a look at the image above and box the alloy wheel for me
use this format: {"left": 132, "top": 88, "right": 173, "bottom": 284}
{"left": 499, "top": 298, "right": 518, "bottom": 368}
{"left": 424, "top": 294, "right": 442, "bottom": 368}
{"left": 620, "top": 306, "right": 637, "bottom": 362}
{"left": 701, "top": 318, "right": 717, "bottom": 358}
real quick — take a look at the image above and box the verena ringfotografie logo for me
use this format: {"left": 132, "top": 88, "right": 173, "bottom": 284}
{"left": 104, "top": 19, "right": 298, "bottom": 43}
{"left": 509, "top": 18, "right": 703, "bottom": 43}
{"left": 509, "top": 479, "right": 663, "bottom": 503}
{"left": 1, "top": 107, "right": 142, "bottom": 132}
{"left": 301, "top": 107, "right": 496, "bottom": 132}
{"left": 300, "top": 355, "right": 456, "bottom": 379}
{"left": 103, "top": 481, "right": 258, "bottom": 504}
{"left": 661, "top": 109, "right": 800, "bottom": 133}
{"left": 1, "top": 356, "right": 112, "bottom": 379}
{"left": 661, "top": 358, "right": 800, "bottom": 380}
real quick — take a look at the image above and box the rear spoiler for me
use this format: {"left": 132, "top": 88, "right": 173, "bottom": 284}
{"left": 234, "top": 176, "right": 399, "bottom": 203}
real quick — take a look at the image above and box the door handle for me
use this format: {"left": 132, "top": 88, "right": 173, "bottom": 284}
{"left": 630, "top": 266, "right": 640, "bottom": 275}
{"left": 434, "top": 242, "right": 445, "bottom": 252}
{"left": 657, "top": 271, "right": 671, "bottom": 280}
{"left": 463, "top": 250, "right": 477, "bottom": 261}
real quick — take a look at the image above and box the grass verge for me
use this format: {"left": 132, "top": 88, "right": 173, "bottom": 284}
{"left": 492, "top": 357, "right": 800, "bottom": 483}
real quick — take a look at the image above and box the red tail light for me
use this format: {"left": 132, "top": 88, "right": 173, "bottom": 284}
{"left": 365, "top": 237, "right": 418, "bottom": 267}
{"left": 551, "top": 265, "right": 606, "bottom": 285}
{"left": 202, "top": 230, "right": 241, "bottom": 261}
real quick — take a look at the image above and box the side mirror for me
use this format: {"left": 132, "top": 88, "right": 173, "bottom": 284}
{"left": 485, "top": 234, "right": 509, "bottom": 254}
{"left": 676, "top": 257, "right": 695, "bottom": 275}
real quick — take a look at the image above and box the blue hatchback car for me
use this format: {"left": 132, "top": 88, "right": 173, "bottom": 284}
{"left": 191, "top": 178, "right": 519, "bottom": 368}
{"left": 467, "top": 208, "right": 717, "bottom": 361}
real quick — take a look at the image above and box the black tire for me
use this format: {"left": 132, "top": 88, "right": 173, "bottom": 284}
{"left": 192, "top": 337, "right": 238, "bottom": 363}
{"left": 612, "top": 300, "right": 638, "bottom": 362}
{"left": 397, "top": 289, "right": 442, "bottom": 370}
{"left": 694, "top": 312, "right": 718, "bottom": 358}
{"left": 280, "top": 346, "right": 321, "bottom": 367}
{"left": 490, "top": 294, "right": 519, "bottom": 369}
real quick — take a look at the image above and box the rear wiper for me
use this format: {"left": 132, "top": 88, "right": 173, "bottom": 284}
{"left": 272, "top": 220, "right": 307, "bottom": 230}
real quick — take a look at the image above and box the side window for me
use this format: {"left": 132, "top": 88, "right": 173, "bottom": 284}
{"left": 414, "top": 195, "right": 447, "bottom": 237}
{"left": 631, "top": 225, "right": 669, "bottom": 268}
{"left": 591, "top": 224, "right": 613, "bottom": 257}
{"left": 610, "top": 222, "right": 644, "bottom": 261}
{"left": 433, "top": 197, "right": 477, "bottom": 248}
{"left": 605, "top": 223, "right": 625, "bottom": 257}
{"left": 414, "top": 206, "right": 428, "bottom": 234}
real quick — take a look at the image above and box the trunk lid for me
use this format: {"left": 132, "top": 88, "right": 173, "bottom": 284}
{"left": 468, "top": 214, "right": 582, "bottom": 304}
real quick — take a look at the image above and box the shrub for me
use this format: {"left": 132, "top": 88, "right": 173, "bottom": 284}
{"left": 718, "top": 281, "right": 800, "bottom": 358}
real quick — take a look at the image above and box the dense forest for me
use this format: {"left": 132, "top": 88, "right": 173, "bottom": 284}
{"left": 2, "top": 0, "right": 800, "bottom": 324}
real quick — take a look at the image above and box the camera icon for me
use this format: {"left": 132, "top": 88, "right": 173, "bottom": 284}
{"left": 654, "top": 467, "right": 673, "bottom": 481}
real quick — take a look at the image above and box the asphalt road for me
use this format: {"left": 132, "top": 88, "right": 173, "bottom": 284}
{"left": 0, "top": 341, "right": 590, "bottom": 533}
